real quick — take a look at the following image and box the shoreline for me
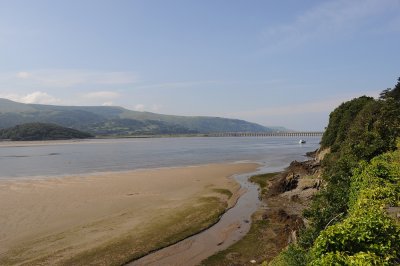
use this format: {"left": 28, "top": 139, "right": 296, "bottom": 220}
{"left": 0, "top": 162, "right": 258, "bottom": 265}
{"left": 0, "top": 160, "right": 259, "bottom": 181}
{"left": 202, "top": 154, "right": 322, "bottom": 265}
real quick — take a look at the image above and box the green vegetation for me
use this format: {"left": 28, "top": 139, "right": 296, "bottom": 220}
{"left": 250, "top": 172, "right": 280, "bottom": 196}
{"left": 309, "top": 151, "right": 400, "bottom": 265}
{"left": 64, "top": 197, "right": 227, "bottom": 266}
{"left": 270, "top": 77, "right": 400, "bottom": 265}
{"left": 268, "top": 244, "right": 309, "bottom": 266}
{"left": 212, "top": 188, "right": 233, "bottom": 199}
{"left": 201, "top": 219, "right": 270, "bottom": 266}
{"left": 0, "top": 196, "right": 227, "bottom": 266}
{"left": 0, "top": 99, "right": 280, "bottom": 135}
{"left": 0, "top": 122, "right": 93, "bottom": 140}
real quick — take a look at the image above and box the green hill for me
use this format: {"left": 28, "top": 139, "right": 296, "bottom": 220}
{"left": 0, "top": 123, "right": 93, "bottom": 141}
{"left": 0, "top": 99, "right": 282, "bottom": 135}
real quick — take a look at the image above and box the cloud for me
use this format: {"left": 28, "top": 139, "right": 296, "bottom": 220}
{"left": 134, "top": 104, "right": 145, "bottom": 111}
{"left": 78, "top": 91, "right": 121, "bottom": 106}
{"left": 150, "top": 104, "right": 162, "bottom": 112}
{"left": 262, "top": 0, "right": 400, "bottom": 51}
{"left": 3, "top": 69, "right": 137, "bottom": 88}
{"left": 0, "top": 91, "right": 61, "bottom": 104}
{"left": 16, "top": 72, "right": 31, "bottom": 79}
{"left": 133, "top": 80, "right": 219, "bottom": 90}
{"left": 82, "top": 91, "right": 120, "bottom": 100}
{"left": 133, "top": 104, "right": 163, "bottom": 112}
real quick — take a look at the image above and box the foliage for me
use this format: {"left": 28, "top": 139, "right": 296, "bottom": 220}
{"left": 342, "top": 99, "right": 400, "bottom": 162}
{"left": 249, "top": 172, "right": 280, "bottom": 196}
{"left": 269, "top": 244, "right": 309, "bottom": 266}
{"left": 320, "top": 96, "right": 374, "bottom": 150}
{"left": 0, "top": 122, "right": 93, "bottom": 140}
{"left": 274, "top": 77, "right": 400, "bottom": 266}
{"left": 309, "top": 150, "right": 400, "bottom": 265}
{"left": 310, "top": 251, "right": 388, "bottom": 265}
{"left": 301, "top": 153, "right": 357, "bottom": 248}
{"left": 380, "top": 77, "right": 400, "bottom": 101}
{"left": 303, "top": 77, "right": 400, "bottom": 244}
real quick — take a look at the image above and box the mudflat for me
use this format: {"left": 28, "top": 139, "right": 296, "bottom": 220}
{"left": 0, "top": 162, "right": 258, "bottom": 265}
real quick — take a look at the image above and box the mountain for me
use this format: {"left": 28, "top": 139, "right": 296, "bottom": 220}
{"left": 0, "top": 99, "right": 283, "bottom": 136}
{"left": 0, "top": 123, "right": 93, "bottom": 141}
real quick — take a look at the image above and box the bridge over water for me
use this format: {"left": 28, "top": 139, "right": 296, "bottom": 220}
{"left": 209, "top": 132, "right": 324, "bottom": 137}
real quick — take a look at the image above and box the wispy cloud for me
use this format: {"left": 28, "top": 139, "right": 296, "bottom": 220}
{"left": 78, "top": 91, "right": 121, "bottom": 106}
{"left": 16, "top": 71, "right": 32, "bottom": 79}
{"left": 262, "top": 0, "right": 400, "bottom": 51}
{"left": 82, "top": 91, "right": 120, "bottom": 100}
{"left": 229, "top": 90, "right": 380, "bottom": 118}
{"left": 0, "top": 69, "right": 137, "bottom": 89}
{"left": 133, "top": 80, "right": 220, "bottom": 90}
{"left": 134, "top": 104, "right": 145, "bottom": 111}
{"left": 101, "top": 102, "right": 115, "bottom": 106}
{"left": 0, "top": 91, "right": 61, "bottom": 104}
{"left": 133, "top": 103, "right": 162, "bottom": 112}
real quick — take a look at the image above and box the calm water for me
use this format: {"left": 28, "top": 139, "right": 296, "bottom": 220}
{"left": 0, "top": 137, "right": 320, "bottom": 179}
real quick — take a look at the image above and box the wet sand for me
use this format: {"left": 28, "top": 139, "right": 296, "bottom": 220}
{"left": 0, "top": 163, "right": 258, "bottom": 265}
{"left": 129, "top": 168, "right": 263, "bottom": 266}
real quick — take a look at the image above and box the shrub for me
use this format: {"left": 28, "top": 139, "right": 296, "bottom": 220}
{"left": 309, "top": 151, "right": 400, "bottom": 265}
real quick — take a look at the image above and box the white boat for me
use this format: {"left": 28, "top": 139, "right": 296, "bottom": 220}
{"left": 299, "top": 139, "right": 306, "bottom": 144}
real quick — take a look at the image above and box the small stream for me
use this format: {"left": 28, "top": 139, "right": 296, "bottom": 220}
{"left": 128, "top": 164, "right": 283, "bottom": 266}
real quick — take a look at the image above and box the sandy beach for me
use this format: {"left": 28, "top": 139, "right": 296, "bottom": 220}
{"left": 0, "top": 163, "right": 258, "bottom": 265}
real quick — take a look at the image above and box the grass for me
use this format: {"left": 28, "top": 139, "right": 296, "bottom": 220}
{"left": 212, "top": 188, "right": 233, "bottom": 199}
{"left": 0, "top": 197, "right": 228, "bottom": 266}
{"left": 200, "top": 217, "right": 271, "bottom": 266}
{"left": 63, "top": 197, "right": 225, "bottom": 266}
{"left": 249, "top": 172, "right": 280, "bottom": 196}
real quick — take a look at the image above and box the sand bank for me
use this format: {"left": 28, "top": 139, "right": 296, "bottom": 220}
{"left": 0, "top": 163, "right": 258, "bottom": 265}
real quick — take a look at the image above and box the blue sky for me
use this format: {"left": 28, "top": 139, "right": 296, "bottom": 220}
{"left": 0, "top": 0, "right": 399, "bottom": 130}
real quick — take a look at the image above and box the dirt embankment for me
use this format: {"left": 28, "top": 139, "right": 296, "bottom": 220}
{"left": 202, "top": 150, "right": 325, "bottom": 265}
{"left": 259, "top": 150, "right": 323, "bottom": 262}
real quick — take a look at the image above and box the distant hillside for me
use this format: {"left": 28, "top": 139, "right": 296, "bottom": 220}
{"left": 0, "top": 123, "right": 93, "bottom": 141}
{"left": 0, "top": 99, "right": 285, "bottom": 135}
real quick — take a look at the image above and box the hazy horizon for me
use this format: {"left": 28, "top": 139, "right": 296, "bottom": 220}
{"left": 1, "top": 0, "right": 399, "bottom": 130}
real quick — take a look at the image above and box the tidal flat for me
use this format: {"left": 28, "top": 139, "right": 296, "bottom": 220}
{"left": 0, "top": 163, "right": 258, "bottom": 265}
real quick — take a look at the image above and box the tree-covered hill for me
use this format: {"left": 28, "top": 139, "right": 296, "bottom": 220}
{"left": 270, "top": 77, "right": 400, "bottom": 265}
{"left": 0, "top": 123, "right": 93, "bottom": 141}
{"left": 0, "top": 99, "right": 281, "bottom": 135}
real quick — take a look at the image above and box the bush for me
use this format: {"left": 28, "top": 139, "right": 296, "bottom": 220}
{"left": 310, "top": 251, "right": 388, "bottom": 266}
{"left": 309, "top": 150, "right": 400, "bottom": 265}
{"left": 273, "top": 78, "right": 400, "bottom": 266}
{"left": 269, "top": 244, "right": 309, "bottom": 266}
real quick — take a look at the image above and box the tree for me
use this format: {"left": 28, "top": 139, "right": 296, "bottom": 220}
{"left": 379, "top": 77, "right": 400, "bottom": 101}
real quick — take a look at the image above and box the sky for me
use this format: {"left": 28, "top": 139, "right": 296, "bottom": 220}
{"left": 0, "top": 0, "right": 399, "bottom": 131}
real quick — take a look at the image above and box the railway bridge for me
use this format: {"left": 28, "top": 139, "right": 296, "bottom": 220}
{"left": 210, "top": 132, "right": 324, "bottom": 137}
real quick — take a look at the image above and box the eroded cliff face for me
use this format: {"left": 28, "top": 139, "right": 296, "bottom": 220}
{"left": 316, "top": 147, "right": 330, "bottom": 162}
{"left": 254, "top": 155, "right": 323, "bottom": 263}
